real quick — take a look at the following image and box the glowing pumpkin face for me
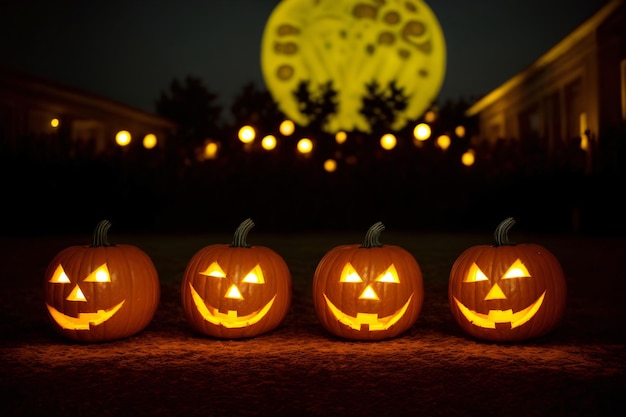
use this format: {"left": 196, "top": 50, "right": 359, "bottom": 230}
{"left": 448, "top": 218, "right": 567, "bottom": 342}
{"left": 44, "top": 220, "right": 160, "bottom": 343}
{"left": 261, "top": 0, "right": 446, "bottom": 133}
{"left": 313, "top": 222, "right": 424, "bottom": 340}
{"left": 181, "top": 219, "right": 292, "bottom": 339}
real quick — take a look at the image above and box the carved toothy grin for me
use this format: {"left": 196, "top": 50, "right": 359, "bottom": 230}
{"left": 46, "top": 301, "right": 125, "bottom": 330}
{"left": 323, "top": 294, "right": 413, "bottom": 331}
{"left": 189, "top": 283, "right": 275, "bottom": 328}
{"left": 453, "top": 291, "right": 546, "bottom": 329}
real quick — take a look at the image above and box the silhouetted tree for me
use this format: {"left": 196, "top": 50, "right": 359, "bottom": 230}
{"left": 230, "top": 82, "right": 284, "bottom": 131}
{"left": 436, "top": 97, "right": 477, "bottom": 135}
{"left": 156, "top": 75, "right": 223, "bottom": 158}
{"left": 293, "top": 80, "right": 338, "bottom": 132}
{"left": 359, "top": 80, "right": 408, "bottom": 133}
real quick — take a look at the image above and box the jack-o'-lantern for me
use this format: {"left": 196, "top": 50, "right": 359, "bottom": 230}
{"left": 261, "top": 0, "right": 446, "bottom": 133}
{"left": 44, "top": 220, "right": 160, "bottom": 343}
{"left": 181, "top": 219, "right": 292, "bottom": 339}
{"left": 448, "top": 217, "right": 567, "bottom": 342}
{"left": 313, "top": 222, "right": 424, "bottom": 340}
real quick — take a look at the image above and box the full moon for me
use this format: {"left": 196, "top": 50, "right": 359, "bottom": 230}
{"left": 261, "top": 0, "right": 446, "bottom": 133}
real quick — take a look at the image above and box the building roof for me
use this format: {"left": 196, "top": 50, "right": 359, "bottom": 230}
{"left": 0, "top": 64, "right": 176, "bottom": 129}
{"left": 465, "top": 0, "right": 623, "bottom": 117}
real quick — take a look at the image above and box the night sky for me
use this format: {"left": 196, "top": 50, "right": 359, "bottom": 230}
{"left": 0, "top": 0, "right": 610, "bottom": 115}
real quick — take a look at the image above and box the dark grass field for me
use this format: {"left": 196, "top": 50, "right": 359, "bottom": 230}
{"left": 1, "top": 229, "right": 625, "bottom": 417}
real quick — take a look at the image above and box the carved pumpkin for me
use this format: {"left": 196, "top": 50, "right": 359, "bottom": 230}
{"left": 313, "top": 222, "right": 424, "bottom": 340}
{"left": 44, "top": 220, "right": 160, "bottom": 342}
{"left": 448, "top": 217, "right": 567, "bottom": 342}
{"left": 181, "top": 219, "right": 292, "bottom": 339}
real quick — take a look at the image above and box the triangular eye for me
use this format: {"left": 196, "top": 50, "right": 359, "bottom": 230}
{"left": 200, "top": 262, "right": 227, "bottom": 278}
{"left": 242, "top": 264, "right": 265, "bottom": 284}
{"left": 84, "top": 264, "right": 111, "bottom": 282}
{"left": 340, "top": 263, "right": 363, "bottom": 283}
{"left": 465, "top": 263, "right": 489, "bottom": 282}
{"left": 49, "top": 265, "right": 71, "bottom": 283}
{"left": 502, "top": 259, "right": 531, "bottom": 279}
{"left": 375, "top": 264, "right": 399, "bottom": 283}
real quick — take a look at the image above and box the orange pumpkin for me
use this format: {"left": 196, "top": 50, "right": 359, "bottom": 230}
{"left": 313, "top": 222, "right": 424, "bottom": 341}
{"left": 44, "top": 220, "right": 160, "bottom": 342}
{"left": 181, "top": 219, "right": 292, "bottom": 339}
{"left": 448, "top": 217, "right": 567, "bottom": 342}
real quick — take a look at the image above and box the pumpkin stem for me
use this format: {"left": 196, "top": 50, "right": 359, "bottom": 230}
{"left": 231, "top": 218, "right": 254, "bottom": 248}
{"left": 361, "top": 222, "right": 385, "bottom": 248}
{"left": 92, "top": 219, "right": 113, "bottom": 247}
{"left": 494, "top": 217, "right": 515, "bottom": 247}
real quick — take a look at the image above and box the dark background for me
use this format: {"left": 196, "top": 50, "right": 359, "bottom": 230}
{"left": 0, "top": 0, "right": 608, "bottom": 113}
{"left": 1, "top": 0, "right": 623, "bottom": 238}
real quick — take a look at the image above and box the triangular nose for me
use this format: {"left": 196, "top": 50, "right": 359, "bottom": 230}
{"left": 66, "top": 284, "right": 87, "bottom": 302}
{"left": 225, "top": 284, "right": 244, "bottom": 300}
{"left": 484, "top": 283, "right": 507, "bottom": 300}
{"left": 359, "top": 285, "right": 380, "bottom": 300}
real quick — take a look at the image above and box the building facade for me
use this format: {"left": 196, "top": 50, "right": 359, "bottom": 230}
{"left": 0, "top": 65, "right": 176, "bottom": 158}
{"left": 465, "top": 0, "right": 626, "bottom": 165}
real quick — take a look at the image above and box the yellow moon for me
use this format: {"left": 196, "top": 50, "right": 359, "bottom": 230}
{"left": 261, "top": 0, "right": 446, "bottom": 133}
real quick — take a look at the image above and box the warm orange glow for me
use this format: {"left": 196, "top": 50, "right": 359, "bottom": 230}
{"left": 279, "top": 120, "right": 295, "bottom": 136}
{"left": 323, "top": 261, "right": 414, "bottom": 332}
{"left": 297, "top": 138, "right": 313, "bottom": 154}
{"left": 50, "top": 118, "right": 60, "bottom": 128}
{"left": 225, "top": 284, "right": 244, "bottom": 300}
{"left": 188, "top": 283, "right": 277, "bottom": 329}
{"left": 115, "top": 130, "right": 132, "bottom": 146}
{"left": 238, "top": 125, "right": 256, "bottom": 143}
{"left": 580, "top": 113, "right": 589, "bottom": 150}
{"left": 323, "top": 159, "right": 337, "bottom": 172}
{"left": 335, "top": 131, "right": 347, "bottom": 144}
{"left": 346, "top": 155, "right": 358, "bottom": 165}
{"left": 323, "top": 294, "right": 413, "bottom": 332}
{"left": 46, "top": 263, "right": 126, "bottom": 330}
{"left": 424, "top": 110, "right": 436, "bottom": 123}
{"left": 455, "top": 125, "right": 466, "bottom": 138}
{"left": 461, "top": 150, "right": 475, "bottom": 166}
{"left": 380, "top": 133, "right": 397, "bottom": 150}
{"left": 413, "top": 123, "right": 431, "bottom": 141}
{"left": 204, "top": 142, "right": 219, "bottom": 159}
{"left": 262, "top": 135, "right": 277, "bottom": 150}
{"left": 46, "top": 301, "right": 125, "bottom": 330}
{"left": 436, "top": 134, "right": 451, "bottom": 150}
{"left": 580, "top": 136, "right": 589, "bottom": 151}
{"left": 359, "top": 286, "right": 380, "bottom": 301}
{"left": 143, "top": 134, "right": 157, "bottom": 149}
{"left": 453, "top": 292, "right": 545, "bottom": 329}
